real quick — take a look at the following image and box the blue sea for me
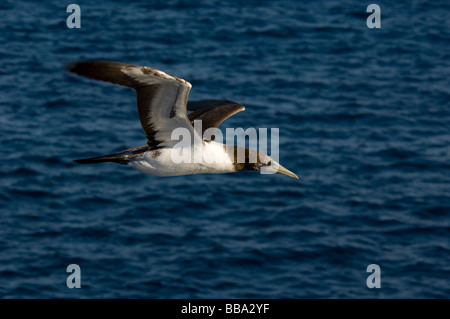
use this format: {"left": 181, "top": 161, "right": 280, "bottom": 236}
{"left": 1, "top": 0, "right": 449, "bottom": 298}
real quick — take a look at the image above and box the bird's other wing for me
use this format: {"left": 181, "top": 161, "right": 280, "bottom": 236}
{"left": 187, "top": 100, "right": 245, "bottom": 139}
{"left": 67, "top": 60, "right": 196, "bottom": 148}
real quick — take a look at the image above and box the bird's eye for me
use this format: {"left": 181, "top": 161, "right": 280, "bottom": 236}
{"left": 266, "top": 161, "right": 272, "bottom": 166}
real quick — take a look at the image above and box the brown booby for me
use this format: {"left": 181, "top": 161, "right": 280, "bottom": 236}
{"left": 68, "top": 60, "right": 298, "bottom": 179}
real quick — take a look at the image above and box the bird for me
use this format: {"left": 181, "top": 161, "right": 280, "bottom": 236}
{"left": 68, "top": 60, "right": 298, "bottom": 179}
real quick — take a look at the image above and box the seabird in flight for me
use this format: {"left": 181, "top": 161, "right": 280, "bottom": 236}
{"left": 68, "top": 60, "right": 298, "bottom": 179}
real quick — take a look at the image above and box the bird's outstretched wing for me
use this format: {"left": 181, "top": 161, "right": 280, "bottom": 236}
{"left": 187, "top": 100, "right": 245, "bottom": 139}
{"left": 68, "top": 60, "right": 196, "bottom": 148}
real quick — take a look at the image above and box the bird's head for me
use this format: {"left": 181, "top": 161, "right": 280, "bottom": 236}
{"left": 256, "top": 152, "right": 299, "bottom": 179}
{"left": 232, "top": 146, "right": 299, "bottom": 179}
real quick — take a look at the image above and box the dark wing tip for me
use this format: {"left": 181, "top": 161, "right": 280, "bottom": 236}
{"left": 73, "top": 158, "right": 89, "bottom": 164}
{"left": 66, "top": 60, "right": 137, "bottom": 88}
{"left": 66, "top": 60, "right": 117, "bottom": 75}
{"left": 66, "top": 60, "right": 103, "bottom": 75}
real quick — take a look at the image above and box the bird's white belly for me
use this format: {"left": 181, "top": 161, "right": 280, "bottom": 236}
{"left": 128, "top": 141, "right": 236, "bottom": 177}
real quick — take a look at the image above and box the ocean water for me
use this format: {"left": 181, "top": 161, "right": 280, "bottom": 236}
{"left": 1, "top": 0, "right": 449, "bottom": 298}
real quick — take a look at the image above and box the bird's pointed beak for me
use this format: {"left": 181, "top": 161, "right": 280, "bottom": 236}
{"left": 276, "top": 164, "right": 299, "bottom": 179}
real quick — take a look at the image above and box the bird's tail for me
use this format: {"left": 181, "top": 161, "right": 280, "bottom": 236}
{"left": 74, "top": 153, "right": 129, "bottom": 165}
{"left": 74, "top": 145, "right": 147, "bottom": 165}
